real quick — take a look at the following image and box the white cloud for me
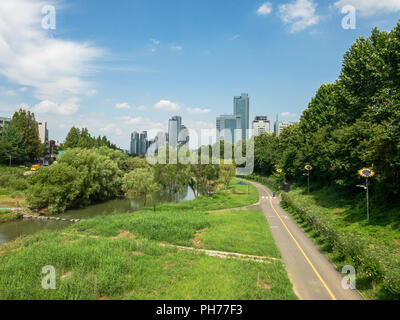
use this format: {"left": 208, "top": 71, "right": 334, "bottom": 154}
{"left": 31, "top": 98, "right": 79, "bottom": 116}
{"left": 1, "top": 89, "right": 16, "bottom": 96}
{"left": 19, "top": 87, "right": 28, "bottom": 92}
{"left": 150, "top": 38, "right": 160, "bottom": 45}
{"left": 115, "top": 102, "right": 131, "bottom": 110}
{"left": 257, "top": 2, "right": 273, "bottom": 15}
{"left": 154, "top": 100, "right": 180, "bottom": 111}
{"left": 134, "top": 105, "right": 147, "bottom": 111}
{"left": 120, "top": 116, "right": 144, "bottom": 126}
{"left": 170, "top": 45, "right": 183, "bottom": 51}
{"left": 86, "top": 89, "right": 98, "bottom": 96}
{"left": 279, "top": 0, "right": 320, "bottom": 33}
{"left": 0, "top": 0, "right": 103, "bottom": 112}
{"left": 281, "top": 112, "right": 296, "bottom": 118}
{"left": 231, "top": 34, "right": 240, "bottom": 41}
{"left": 187, "top": 107, "right": 211, "bottom": 114}
{"left": 334, "top": 0, "right": 400, "bottom": 16}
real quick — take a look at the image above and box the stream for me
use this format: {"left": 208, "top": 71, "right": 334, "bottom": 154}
{"left": 0, "top": 187, "right": 195, "bottom": 246}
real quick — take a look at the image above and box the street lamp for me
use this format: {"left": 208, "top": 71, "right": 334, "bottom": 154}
{"left": 358, "top": 168, "right": 375, "bottom": 222}
{"left": 304, "top": 164, "right": 312, "bottom": 194}
{"left": 276, "top": 168, "right": 283, "bottom": 193}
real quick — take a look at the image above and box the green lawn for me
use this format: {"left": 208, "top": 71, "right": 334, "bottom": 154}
{"left": 0, "top": 180, "right": 296, "bottom": 300}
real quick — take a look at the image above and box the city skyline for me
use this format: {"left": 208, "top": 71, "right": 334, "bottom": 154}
{"left": 1, "top": 1, "right": 400, "bottom": 150}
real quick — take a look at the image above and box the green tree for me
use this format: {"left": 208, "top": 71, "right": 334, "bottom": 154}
{"left": 0, "top": 123, "right": 27, "bottom": 165}
{"left": 11, "top": 109, "right": 41, "bottom": 161}
{"left": 122, "top": 168, "right": 160, "bottom": 206}
{"left": 64, "top": 127, "right": 81, "bottom": 149}
{"left": 219, "top": 162, "right": 236, "bottom": 189}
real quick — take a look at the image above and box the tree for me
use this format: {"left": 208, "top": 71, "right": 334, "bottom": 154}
{"left": 64, "top": 127, "right": 81, "bottom": 149}
{"left": 219, "top": 162, "right": 236, "bottom": 189}
{"left": 64, "top": 127, "right": 118, "bottom": 150}
{"left": 122, "top": 168, "right": 160, "bottom": 206}
{"left": 26, "top": 148, "right": 124, "bottom": 214}
{"left": 11, "top": 109, "right": 41, "bottom": 161}
{"left": 0, "top": 123, "right": 27, "bottom": 165}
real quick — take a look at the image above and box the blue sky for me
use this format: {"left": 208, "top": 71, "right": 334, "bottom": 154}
{"left": 0, "top": 0, "right": 399, "bottom": 149}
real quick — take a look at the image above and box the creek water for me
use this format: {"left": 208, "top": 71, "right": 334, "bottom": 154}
{"left": 0, "top": 187, "right": 195, "bottom": 246}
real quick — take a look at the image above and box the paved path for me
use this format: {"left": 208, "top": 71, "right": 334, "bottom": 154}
{"left": 242, "top": 179, "right": 363, "bottom": 300}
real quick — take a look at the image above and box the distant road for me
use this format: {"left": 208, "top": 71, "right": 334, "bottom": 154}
{"left": 242, "top": 179, "right": 363, "bottom": 300}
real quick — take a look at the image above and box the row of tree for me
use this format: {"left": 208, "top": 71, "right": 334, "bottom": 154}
{"left": 253, "top": 21, "right": 400, "bottom": 202}
{"left": 0, "top": 109, "right": 46, "bottom": 164}
{"left": 63, "top": 127, "right": 118, "bottom": 150}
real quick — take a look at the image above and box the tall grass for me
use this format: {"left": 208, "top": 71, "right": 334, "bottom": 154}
{"left": 0, "top": 179, "right": 296, "bottom": 300}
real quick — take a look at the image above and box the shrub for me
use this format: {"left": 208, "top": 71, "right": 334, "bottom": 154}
{"left": 26, "top": 148, "right": 123, "bottom": 214}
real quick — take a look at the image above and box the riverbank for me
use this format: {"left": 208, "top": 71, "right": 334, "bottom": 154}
{"left": 0, "top": 210, "right": 22, "bottom": 224}
{"left": 0, "top": 180, "right": 297, "bottom": 300}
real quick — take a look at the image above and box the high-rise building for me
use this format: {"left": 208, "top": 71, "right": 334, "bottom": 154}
{"left": 252, "top": 116, "right": 270, "bottom": 136}
{"left": 0, "top": 116, "right": 11, "bottom": 133}
{"left": 178, "top": 125, "right": 189, "bottom": 146}
{"left": 130, "top": 131, "right": 140, "bottom": 155}
{"left": 274, "top": 120, "right": 294, "bottom": 136}
{"left": 233, "top": 93, "right": 249, "bottom": 141}
{"left": 216, "top": 114, "right": 241, "bottom": 143}
{"left": 139, "top": 131, "right": 148, "bottom": 155}
{"left": 38, "top": 121, "right": 48, "bottom": 144}
{"left": 168, "top": 116, "right": 183, "bottom": 149}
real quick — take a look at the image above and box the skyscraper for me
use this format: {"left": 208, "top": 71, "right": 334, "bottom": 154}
{"left": 178, "top": 125, "right": 189, "bottom": 146}
{"left": 168, "top": 116, "right": 183, "bottom": 149}
{"left": 139, "top": 131, "right": 148, "bottom": 155}
{"left": 233, "top": 93, "right": 249, "bottom": 141}
{"left": 130, "top": 131, "right": 140, "bottom": 155}
{"left": 216, "top": 114, "right": 241, "bottom": 144}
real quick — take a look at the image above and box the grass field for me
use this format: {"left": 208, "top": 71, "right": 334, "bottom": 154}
{"left": 0, "top": 179, "right": 296, "bottom": 300}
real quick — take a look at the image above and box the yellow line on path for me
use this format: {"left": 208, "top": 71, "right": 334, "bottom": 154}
{"left": 262, "top": 185, "right": 337, "bottom": 301}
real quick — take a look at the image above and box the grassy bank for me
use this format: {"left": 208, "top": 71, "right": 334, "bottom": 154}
{"left": 0, "top": 165, "right": 28, "bottom": 208}
{"left": 0, "top": 210, "right": 22, "bottom": 224}
{"left": 0, "top": 180, "right": 296, "bottom": 300}
{"left": 280, "top": 184, "right": 400, "bottom": 300}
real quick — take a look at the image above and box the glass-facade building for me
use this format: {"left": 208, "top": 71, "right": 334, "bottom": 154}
{"left": 216, "top": 115, "right": 241, "bottom": 144}
{"left": 130, "top": 131, "right": 140, "bottom": 155}
{"left": 233, "top": 93, "right": 249, "bottom": 141}
{"left": 168, "top": 116, "right": 182, "bottom": 149}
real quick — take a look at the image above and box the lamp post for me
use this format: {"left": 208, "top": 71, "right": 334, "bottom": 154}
{"left": 276, "top": 168, "right": 283, "bottom": 193}
{"left": 304, "top": 165, "right": 312, "bottom": 194}
{"left": 358, "top": 168, "right": 375, "bottom": 222}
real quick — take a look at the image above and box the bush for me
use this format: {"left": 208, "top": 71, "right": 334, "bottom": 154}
{"left": 26, "top": 163, "right": 81, "bottom": 214}
{"left": 26, "top": 148, "right": 123, "bottom": 214}
{"left": 0, "top": 166, "right": 27, "bottom": 191}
